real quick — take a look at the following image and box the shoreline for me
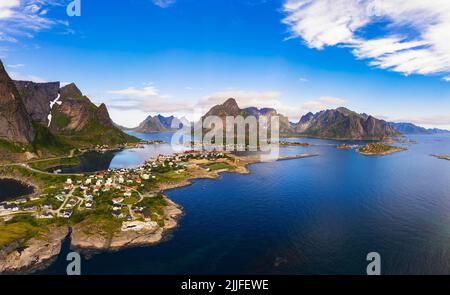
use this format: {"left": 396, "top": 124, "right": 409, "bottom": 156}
{"left": 0, "top": 176, "right": 39, "bottom": 199}
{"left": 432, "top": 154, "right": 450, "bottom": 161}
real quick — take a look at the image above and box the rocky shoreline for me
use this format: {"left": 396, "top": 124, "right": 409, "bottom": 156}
{"left": 70, "top": 196, "right": 182, "bottom": 252}
{"left": 0, "top": 198, "right": 182, "bottom": 274}
{"left": 0, "top": 226, "right": 69, "bottom": 274}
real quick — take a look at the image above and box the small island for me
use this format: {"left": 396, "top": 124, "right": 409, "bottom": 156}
{"left": 357, "top": 142, "right": 406, "bottom": 156}
{"left": 279, "top": 141, "right": 311, "bottom": 147}
{"left": 431, "top": 154, "right": 450, "bottom": 161}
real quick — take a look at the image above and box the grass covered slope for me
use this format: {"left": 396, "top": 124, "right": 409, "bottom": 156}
{"left": 358, "top": 142, "right": 406, "bottom": 156}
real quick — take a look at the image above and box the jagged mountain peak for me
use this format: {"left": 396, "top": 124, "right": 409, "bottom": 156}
{"left": 133, "top": 114, "right": 183, "bottom": 133}
{"left": 294, "top": 107, "right": 398, "bottom": 139}
{"left": 60, "top": 82, "right": 83, "bottom": 98}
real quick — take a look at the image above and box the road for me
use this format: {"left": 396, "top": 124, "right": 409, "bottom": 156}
{"left": 0, "top": 149, "right": 76, "bottom": 168}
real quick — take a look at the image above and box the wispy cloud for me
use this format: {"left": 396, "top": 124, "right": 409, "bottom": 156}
{"left": 106, "top": 84, "right": 352, "bottom": 125}
{"left": 283, "top": 0, "right": 450, "bottom": 80}
{"left": 0, "top": 0, "right": 68, "bottom": 45}
{"left": 107, "top": 84, "right": 193, "bottom": 115}
{"left": 390, "top": 115, "right": 450, "bottom": 128}
{"left": 301, "top": 96, "right": 348, "bottom": 112}
{"left": 198, "top": 90, "right": 283, "bottom": 110}
{"left": 7, "top": 63, "right": 24, "bottom": 68}
{"left": 152, "top": 0, "right": 176, "bottom": 8}
{"left": 9, "top": 71, "right": 47, "bottom": 83}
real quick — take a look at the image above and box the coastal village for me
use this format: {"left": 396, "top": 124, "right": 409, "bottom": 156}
{"left": 0, "top": 150, "right": 227, "bottom": 228}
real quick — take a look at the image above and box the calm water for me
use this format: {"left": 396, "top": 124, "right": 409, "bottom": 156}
{"left": 37, "top": 133, "right": 450, "bottom": 274}
{"left": 0, "top": 179, "right": 34, "bottom": 201}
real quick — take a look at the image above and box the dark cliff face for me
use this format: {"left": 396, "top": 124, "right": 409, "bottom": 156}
{"left": 13, "top": 80, "right": 60, "bottom": 126}
{"left": 294, "top": 107, "right": 398, "bottom": 139}
{"left": 0, "top": 62, "right": 35, "bottom": 144}
{"left": 96, "top": 103, "right": 113, "bottom": 126}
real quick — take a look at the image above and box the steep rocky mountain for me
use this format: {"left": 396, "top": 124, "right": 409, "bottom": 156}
{"left": 133, "top": 114, "right": 183, "bottom": 133}
{"left": 294, "top": 107, "right": 398, "bottom": 139}
{"left": 0, "top": 61, "right": 35, "bottom": 145}
{"left": 13, "top": 80, "right": 60, "bottom": 126}
{"left": 50, "top": 83, "right": 138, "bottom": 146}
{"left": 0, "top": 59, "right": 139, "bottom": 164}
{"left": 204, "top": 98, "right": 248, "bottom": 118}
{"left": 202, "top": 98, "right": 295, "bottom": 134}
{"left": 390, "top": 122, "right": 450, "bottom": 134}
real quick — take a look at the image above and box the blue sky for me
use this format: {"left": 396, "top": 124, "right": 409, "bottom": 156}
{"left": 1, "top": 0, "right": 450, "bottom": 128}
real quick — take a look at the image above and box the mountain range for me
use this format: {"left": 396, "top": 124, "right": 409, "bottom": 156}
{"left": 132, "top": 98, "right": 449, "bottom": 139}
{"left": 0, "top": 60, "right": 139, "bottom": 163}
{"left": 198, "top": 98, "right": 400, "bottom": 139}
{"left": 132, "top": 114, "right": 183, "bottom": 133}
{"left": 2, "top": 57, "right": 448, "bottom": 163}
{"left": 389, "top": 122, "right": 450, "bottom": 135}
{"left": 293, "top": 107, "right": 399, "bottom": 139}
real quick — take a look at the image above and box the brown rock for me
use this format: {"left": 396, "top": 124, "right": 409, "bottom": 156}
{"left": 0, "top": 60, "right": 35, "bottom": 144}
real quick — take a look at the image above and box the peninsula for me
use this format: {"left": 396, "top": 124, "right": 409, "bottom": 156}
{"left": 432, "top": 154, "right": 450, "bottom": 161}
{"left": 0, "top": 150, "right": 317, "bottom": 273}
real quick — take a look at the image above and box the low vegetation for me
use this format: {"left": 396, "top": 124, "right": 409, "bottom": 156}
{"left": 358, "top": 142, "right": 406, "bottom": 155}
{"left": 28, "top": 157, "right": 80, "bottom": 171}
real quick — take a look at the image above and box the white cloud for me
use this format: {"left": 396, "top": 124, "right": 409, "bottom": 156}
{"left": 0, "top": 32, "right": 17, "bottom": 42}
{"left": 283, "top": 0, "right": 450, "bottom": 79}
{"left": 109, "top": 86, "right": 162, "bottom": 98}
{"left": 0, "top": 0, "right": 20, "bottom": 20}
{"left": 0, "top": 0, "right": 67, "bottom": 44}
{"left": 152, "top": 0, "right": 176, "bottom": 8}
{"left": 391, "top": 115, "right": 450, "bottom": 128}
{"left": 9, "top": 71, "right": 47, "bottom": 83}
{"left": 106, "top": 84, "right": 351, "bottom": 126}
{"left": 7, "top": 63, "right": 24, "bottom": 68}
{"left": 106, "top": 85, "right": 193, "bottom": 122}
{"left": 198, "top": 90, "right": 283, "bottom": 110}
{"left": 301, "top": 96, "right": 348, "bottom": 112}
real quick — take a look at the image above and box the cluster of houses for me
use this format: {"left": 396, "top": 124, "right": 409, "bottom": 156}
{"left": 1, "top": 150, "right": 227, "bottom": 222}
{"left": 0, "top": 195, "right": 41, "bottom": 215}
{"left": 188, "top": 141, "right": 248, "bottom": 152}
